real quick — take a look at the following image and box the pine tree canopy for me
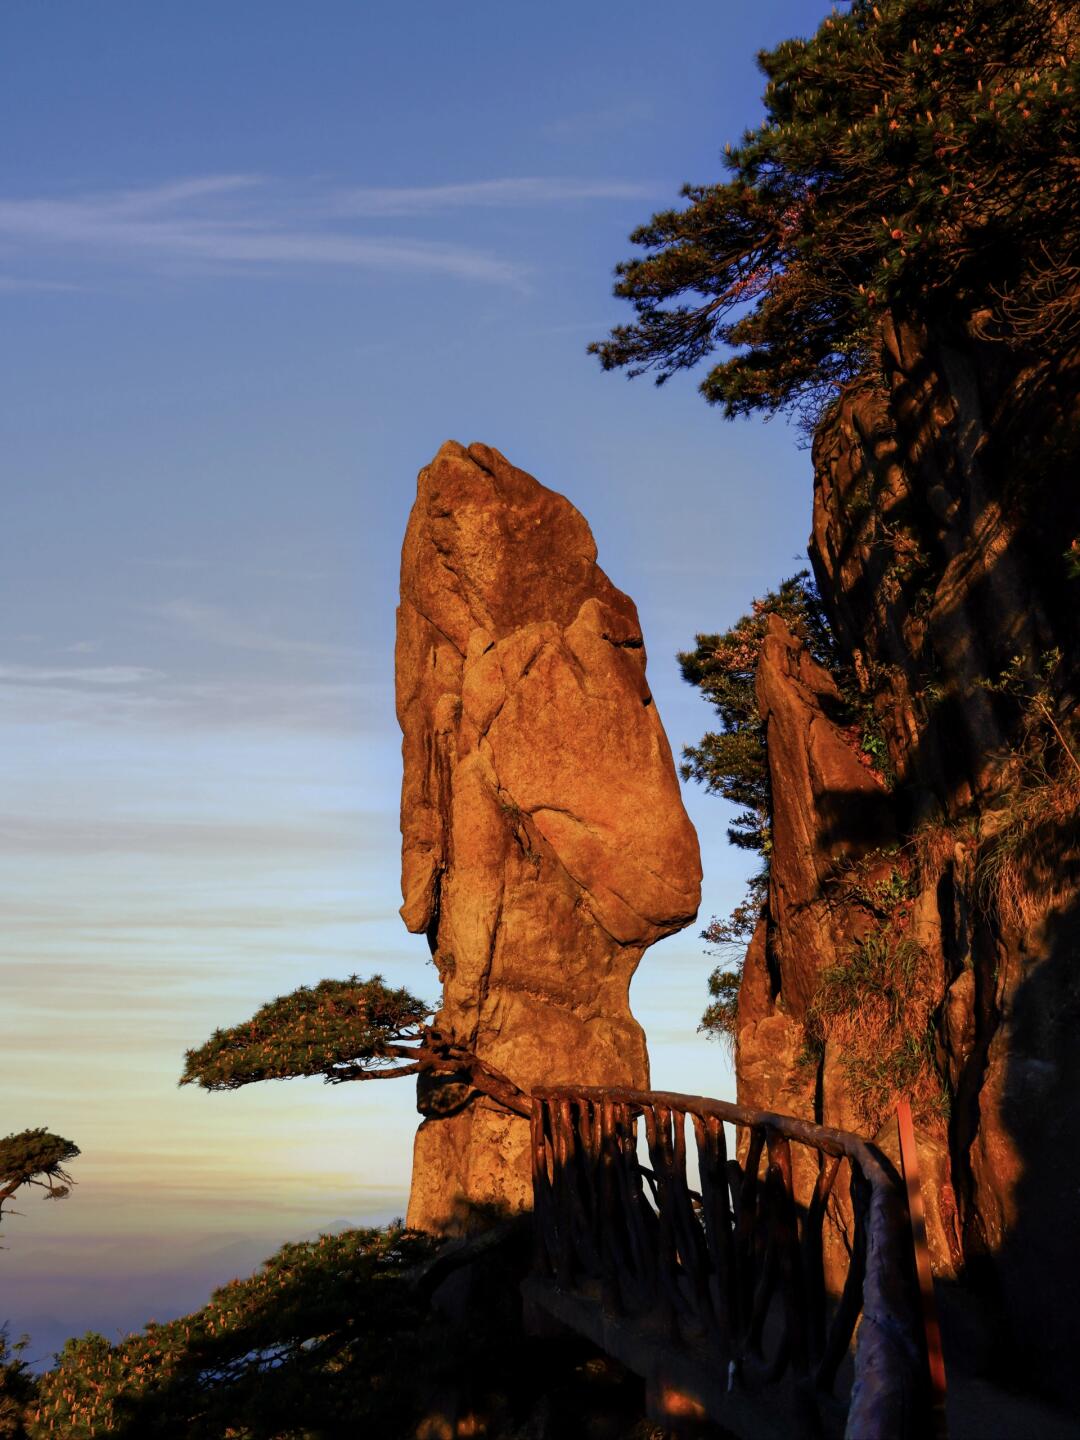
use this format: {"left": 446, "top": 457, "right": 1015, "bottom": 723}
{"left": 0, "top": 1129, "right": 80, "bottom": 1218}
{"left": 180, "top": 976, "right": 432, "bottom": 1091}
{"left": 182, "top": 975, "right": 530, "bottom": 1115}
{"left": 590, "top": 0, "right": 1080, "bottom": 420}
{"left": 26, "top": 1226, "right": 438, "bottom": 1438}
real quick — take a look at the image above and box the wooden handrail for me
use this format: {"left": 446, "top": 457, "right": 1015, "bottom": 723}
{"left": 530, "top": 1085, "right": 931, "bottom": 1440}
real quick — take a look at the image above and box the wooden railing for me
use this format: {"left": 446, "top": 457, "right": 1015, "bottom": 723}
{"left": 530, "top": 1086, "right": 930, "bottom": 1439}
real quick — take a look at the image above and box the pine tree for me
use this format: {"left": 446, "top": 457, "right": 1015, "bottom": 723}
{"left": 590, "top": 0, "right": 1080, "bottom": 425}
{"left": 0, "top": 1130, "right": 80, "bottom": 1229}
{"left": 180, "top": 975, "right": 528, "bottom": 1116}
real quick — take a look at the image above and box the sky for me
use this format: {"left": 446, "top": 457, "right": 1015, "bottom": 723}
{"left": 2, "top": 0, "right": 828, "bottom": 1364}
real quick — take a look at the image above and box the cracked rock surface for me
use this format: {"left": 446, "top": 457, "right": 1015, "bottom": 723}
{"left": 397, "top": 441, "right": 701, "bottom": 1232}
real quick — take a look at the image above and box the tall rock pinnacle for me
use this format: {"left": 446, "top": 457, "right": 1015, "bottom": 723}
{"left": 396, "top": 441, "right": 701, "bottom": 1231}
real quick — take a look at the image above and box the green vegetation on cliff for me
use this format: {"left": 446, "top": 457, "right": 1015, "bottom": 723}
{"left": 678, "top": 572, "right": 836, "bottom": 855}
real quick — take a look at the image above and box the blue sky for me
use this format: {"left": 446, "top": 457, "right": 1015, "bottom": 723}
{"left": 2, "top": 0, "right": 827, "bottom": 1362}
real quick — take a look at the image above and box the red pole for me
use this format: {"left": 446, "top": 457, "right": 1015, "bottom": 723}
{"left": 896, "top": 1098, "right": 948, "bottom": 1438}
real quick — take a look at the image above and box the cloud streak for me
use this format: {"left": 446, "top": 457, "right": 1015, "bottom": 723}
{"left": 0, "top": 811, "right": 379, "bottom": 857}
{"left": 0, "top": 274, "right": 83, "bottom": 293}
{"left": 148, "top": 598, "right": 360, "bottom": 662}
{"left": 331, "top": 175, "right": 652, "bottom": 216}
{"left": 0, "top": 173, "right": 649, "bottom": 290}
{"left": 541, "top": 101, "right": 655, "bottom": 141}
{"left": 0, "top": 175, "right": 523, "bottom": 287}
{"left": 0, "top": 662, "right": 161, "bottom": 686}
{"left": 0, "top": 666, "right": 385, "bottom": 733}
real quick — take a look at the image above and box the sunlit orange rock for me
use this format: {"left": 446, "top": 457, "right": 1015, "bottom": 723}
{"left": 397, "top": 441, "right": 701, "bottom": 1232}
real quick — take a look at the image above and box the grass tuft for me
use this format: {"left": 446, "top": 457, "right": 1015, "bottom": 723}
{"left": 804, "top": 935, "right": 944, "bottom": 1130}
{"left": 976, "top": 762, "right": 1080, "bottom": 934}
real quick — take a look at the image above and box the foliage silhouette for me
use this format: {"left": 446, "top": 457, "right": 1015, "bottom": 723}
{"left": 0, "top": 1130, "right": 80, "bottom": 1230}
{"left": 0, "top": 1330, "right": 35, "bottom": 1440}
{"left": 590, "top": 0, "right": 1080, "bottom": 424}
{"left": 18, "top": 1219, "right": 662, "bottom": 1439}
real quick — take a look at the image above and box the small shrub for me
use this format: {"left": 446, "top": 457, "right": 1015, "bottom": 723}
{"left": 0, "top": 1330, "right": 35, "bottom": 1440}
{"left": 973, "top": 651, "right": 1080, "bottom": 932}
{"left": 805, "top": 935, "right": 942, "bottom": 1130}
{"left": 697, "top": 872, "right": 765, "bottom": 1047}
{"left": 700, "top": 964, "right": 743, "bottom": 1055}
{"left": 976, "top": 762, "right": 1080, "bottom": 933}
{"left": 827, "top": 850, "right": 913, "bottom": 917}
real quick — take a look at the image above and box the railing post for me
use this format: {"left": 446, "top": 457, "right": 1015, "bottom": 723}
{"left": 528, "top": 1086, "right": 935, "bottom": 1440}
{"left": 530, "top": 1096, "right": 551, "bottom": 1276}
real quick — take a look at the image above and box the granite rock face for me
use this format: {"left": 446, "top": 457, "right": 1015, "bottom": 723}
{"left": 756, "top": 616, "right": 896, "bottom": 1019}
{"left": 736, "top": 618, "right": 902, "bottom": 1282}
{"left": 735, "top": 317, "right": 1080, "bottom": 1404}
{"left": 397, "top": 441, "right": 701, "bottom": 1233}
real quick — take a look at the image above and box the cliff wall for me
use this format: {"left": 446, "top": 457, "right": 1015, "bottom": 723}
{"left": 737, "top": 316, "right": 1080, "bottom": 1404}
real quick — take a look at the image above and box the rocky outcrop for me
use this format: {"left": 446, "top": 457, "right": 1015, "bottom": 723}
{"left": 736, "top": 316, "right": 1080, "bottom": 1405}
{"left": 737, "top": 618, "right": 907, "bottom": 1280}
{"left": 756, "top": 617, "right": 896, "bottom": 1019}
{"left": 398, "top": 441, "right": 701, "bottom": 1233}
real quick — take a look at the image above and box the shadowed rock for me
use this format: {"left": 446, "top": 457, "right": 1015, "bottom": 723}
{"left": 737, "top": 315, "right": 1080, "bottom": 1402}
{"left": 397, "top": 441, "right": 701, "bottom": 1232}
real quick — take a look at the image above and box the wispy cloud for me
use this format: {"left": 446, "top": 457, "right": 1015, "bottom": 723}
{"left": 149, "top": 598, "right": 359, "bottom": 662}
{"left": 101, "top": 174, "right": 265, "bottom": 213}
{"left": 0, "top": 670, "right": 383, "bottom": 733}
{"left": 541, "top": 101, "right": 655, "bottom": 142}
{"left": 134, "top": 556, "right": 327, "bottom": 582}
{"left": 332, "top": 176, "right": 652, "bottom": 217}
{"left": 0, "top": 811, "right": 377, "bottom": 858}
{"left": 0, "top": 643, "right": 384, "bottom": 732}
{"left": 6, "top": 898, "right": 392, "bottom": 939}
{"left": 0, "top": 662, "right": 161, "bottom": 686}
{"left": 0, "top": 274, "right": 83, "bottom": 293}
{"left": 0, "top": 173, "right": 649, "bottom": 292}
{"left": 0, "top": 175, "right": 525, "bottom": 288}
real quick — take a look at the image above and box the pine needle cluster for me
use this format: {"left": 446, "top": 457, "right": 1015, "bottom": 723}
{"left": 0, "top": 1130, "right": 80, "bottom": 1222}
{"left": 591, "top": 0, "right": 1080, "bottom": 422}
{"left": 179, "top": 976, "right": 431, "bottom": 1091}
{"left": 25, "top": 1227, "right": 436, "bottom": 1439}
